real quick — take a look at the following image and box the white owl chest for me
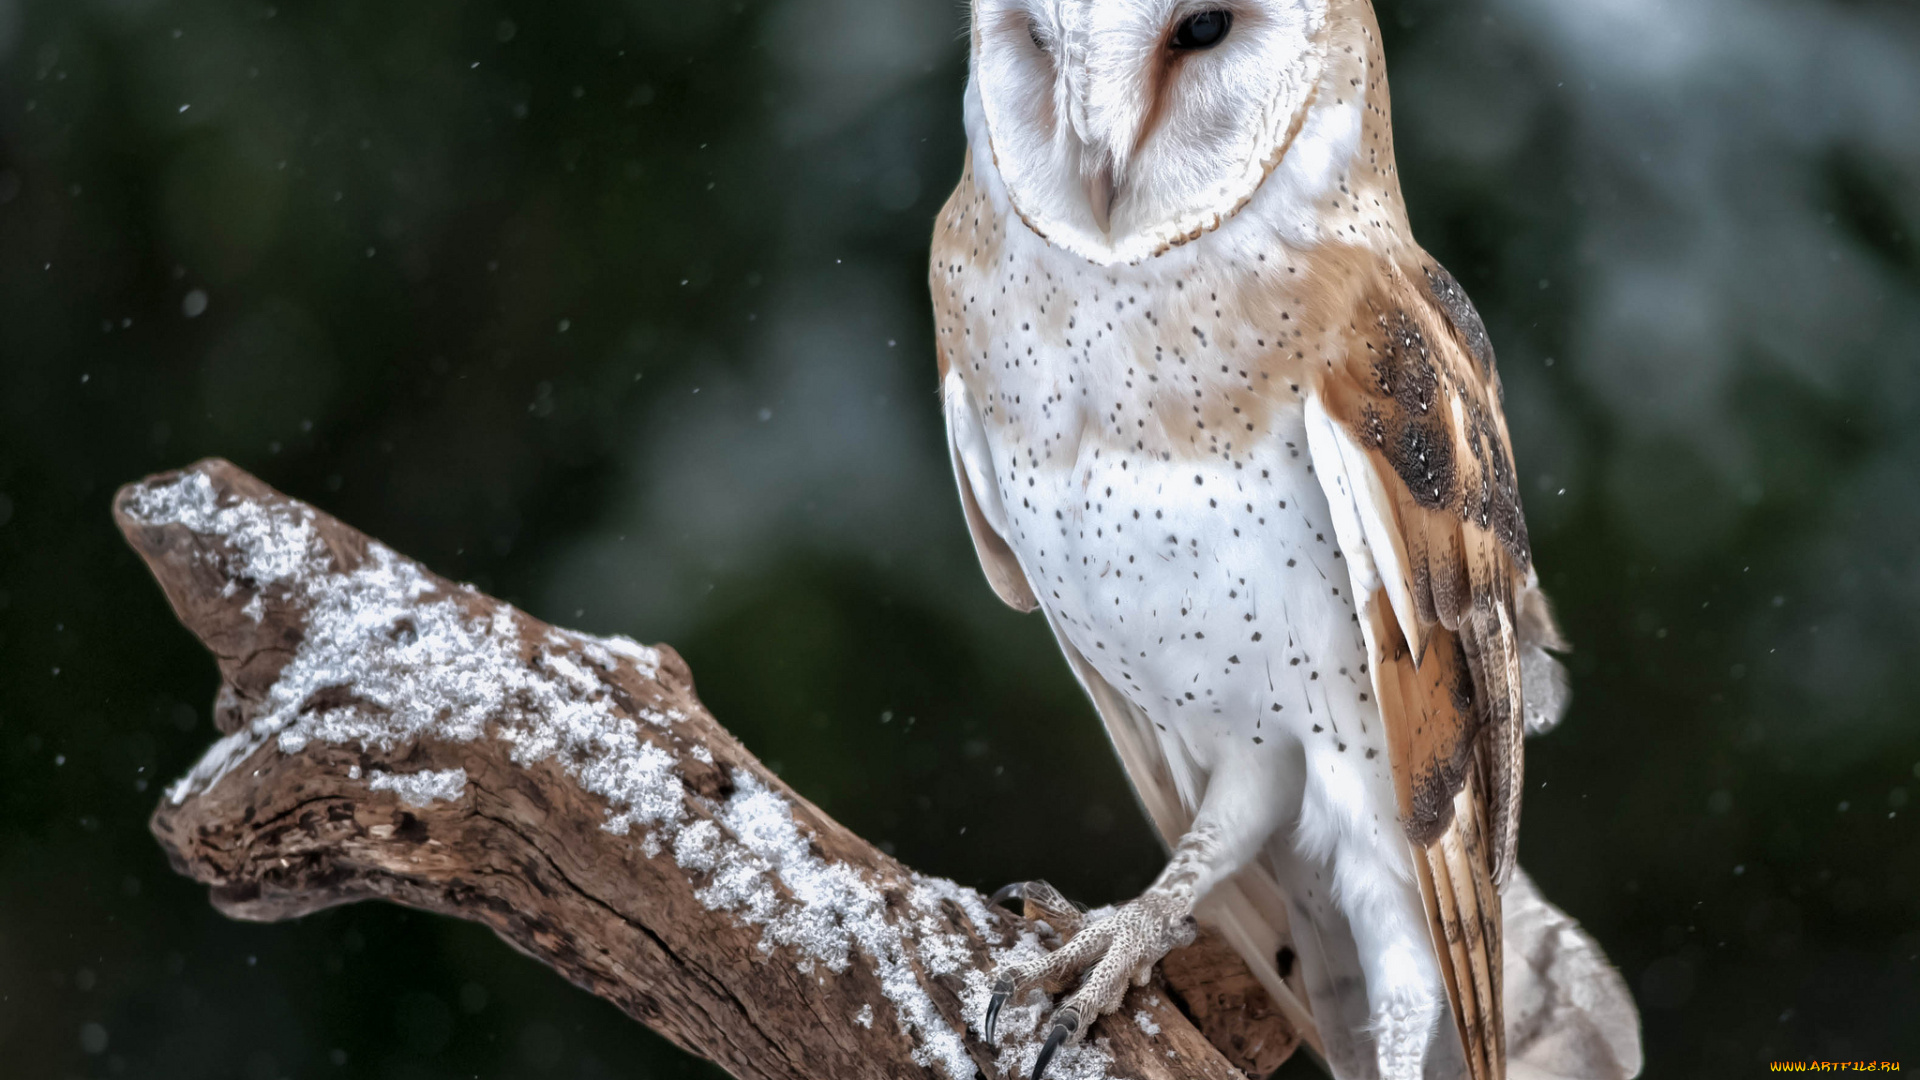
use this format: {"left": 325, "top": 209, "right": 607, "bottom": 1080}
{"left": 950, "top": 308, "right": 1382, "bottom": 782}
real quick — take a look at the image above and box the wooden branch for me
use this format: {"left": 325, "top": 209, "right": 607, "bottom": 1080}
{"left": 116, "top": 459, "right": 1301, "bottom": 1080}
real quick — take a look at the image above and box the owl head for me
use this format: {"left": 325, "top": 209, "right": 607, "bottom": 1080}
{"left": 969, "top": 0, "right": 1329, "bottom": 264}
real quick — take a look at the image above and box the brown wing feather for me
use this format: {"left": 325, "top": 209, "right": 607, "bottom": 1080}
{"left": 1320, "top": 251, "right": 1531, "bottom": 876}
{"left": 1367, "top": 592, "right": 1507, "bottom": 1080}
{"left": 1327, "top": 253, "right": 1535, "bottom": 1080}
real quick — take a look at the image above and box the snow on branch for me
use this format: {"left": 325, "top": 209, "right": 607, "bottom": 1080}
{"left": 117, "top": 459, "right": 1301, "bottom": 1080}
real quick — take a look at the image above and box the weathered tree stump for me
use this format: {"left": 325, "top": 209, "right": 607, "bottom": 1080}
{"left": 116, "top": 459, "right": 1301, "bottom": 1080}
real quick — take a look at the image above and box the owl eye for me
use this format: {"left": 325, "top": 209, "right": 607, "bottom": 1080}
{"left": 1171, "top": 10, "right": 1232, "bottom": 50}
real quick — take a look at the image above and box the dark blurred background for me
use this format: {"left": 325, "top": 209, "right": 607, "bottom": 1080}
{"left": 2, "top": 0, "right": 1917, "bottom": 1077}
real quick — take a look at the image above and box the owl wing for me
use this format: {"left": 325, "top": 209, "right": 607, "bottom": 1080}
{"left": 1305, "top": 253, "right": 1541, "bottom": 1080}
{"left": 941, "top": 370, "right": 1039, "bottom": 614}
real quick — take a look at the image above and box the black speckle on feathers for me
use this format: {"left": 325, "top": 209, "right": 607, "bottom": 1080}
{"left": 1420, "top": 261, "right": 1496, "bottom": 376}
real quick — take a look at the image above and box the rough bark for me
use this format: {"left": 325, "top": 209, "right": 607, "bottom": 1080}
{"left": 117, "top": 459, "right": 1301, "bottom": 1080}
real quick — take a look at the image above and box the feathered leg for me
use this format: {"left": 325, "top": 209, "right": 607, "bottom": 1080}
{"left": 1272, "top": 793, "right": 1448, "bottom": 1080}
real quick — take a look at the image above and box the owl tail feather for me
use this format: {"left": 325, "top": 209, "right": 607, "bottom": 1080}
{"left": 1501, "top": 868, "right": 1643, "bottom": 1080}
{"left": 1214, "top": 859, "right": 1639, "bottom": 1080}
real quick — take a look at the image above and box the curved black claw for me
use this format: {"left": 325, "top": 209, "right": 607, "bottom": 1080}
{"left": 1031, "top": 1008, "right": 1079, "bottom": 1080}
{"left": 985, "top": 975, "right": 1014, "bottom": 1048}
{"left": 988, "top": 881, "right": 1027, "bottom": 911}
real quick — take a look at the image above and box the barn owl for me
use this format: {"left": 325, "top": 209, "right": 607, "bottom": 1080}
{"left": 930, "top": 2, "right": 1640, "bottom": 1079}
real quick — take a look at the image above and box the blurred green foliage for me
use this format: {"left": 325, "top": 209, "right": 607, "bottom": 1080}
{"left": 1, "top": 0, "right": 1917, "bottom": 1078}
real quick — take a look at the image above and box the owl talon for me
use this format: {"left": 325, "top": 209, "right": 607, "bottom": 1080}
{"left": 988, "top": 879, "right": 1084, "bottom": 936}
{"left": 1031, "top": 1008, "right": 1079, "bottom": 1080}
{"left": 989, "top": 881, "right": 1027, "bottom": 911}
{"left": 985, "top": 975, "right": 1015, "bottom": 1048}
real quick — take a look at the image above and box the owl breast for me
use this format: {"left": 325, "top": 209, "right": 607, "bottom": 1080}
{"left": 946, "top": 241, "right": 1397, "bottom": 821}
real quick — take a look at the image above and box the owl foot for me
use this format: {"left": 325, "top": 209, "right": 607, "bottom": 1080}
{"left": 983, "top": 881, "right": 1196, "bottom": 1078}
{"left": 984, "top": 880, "right": 1083, "bottom": 1047}
{"left": 1368, "top": 973, "right": 1444, "bottom": 1080}
{"left": 1370, "top": 993, "right": 1440, "bottom": 1080}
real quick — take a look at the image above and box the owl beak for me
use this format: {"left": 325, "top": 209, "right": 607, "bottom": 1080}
{"left": 1085, "top": 160, "right": 1117, "bottom": 234}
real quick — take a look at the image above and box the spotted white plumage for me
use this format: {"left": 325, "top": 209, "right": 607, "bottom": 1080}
{"left": 934, "top": 2, "right": 1639, "bottom": 1079}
